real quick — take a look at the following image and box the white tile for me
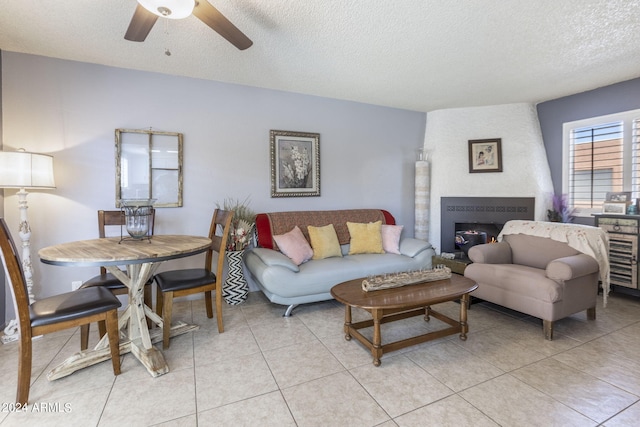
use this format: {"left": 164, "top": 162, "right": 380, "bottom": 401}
{"left": 192, "top": 324, "right": 260, "bottom": 366}
{"left": 263, "top": 339, "right": 344, "bottom": 389}
{"left": 249, "top": 316, "right": 316, "bottom": 351}
{"left": 512, "top": 358, "right": 638, "bottom": 423}
{"left": 282, "top": 371, "right": 390, "bottom": 426}
{"left": 150, "top": 413, "right": 197, "bottom": 427}
{"left": 197, "top": 391, "right": 296, "bottom": 426}
{"left": 195, "top": 352, "right": 278, "bottom": 412}
{"left": 395, "top": 394, "right": 498, "bottom": 427}
{"left": 460, "top": 374, "right": 597, "bottom": 426}
{"left": 350, "top": 354, "right": 453, "bottom": 417}
{"left": 100, "top": 367, "right": 196, "bottom": 426}
{"left": 406, "top": 340, "right": 504, "bottom": 391}
{"left": 603, "top": 401, "right": 640, "bottom": 427}
{"left": 1, "top": 386, "right": 112, "bottom": 427}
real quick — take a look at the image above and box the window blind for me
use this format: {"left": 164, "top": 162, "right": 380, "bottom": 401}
{"left": 633, "top": 118, "right": 640, "bottom": 201}
{"left": 568, "top": 121, "right": 623, "bottom": 209}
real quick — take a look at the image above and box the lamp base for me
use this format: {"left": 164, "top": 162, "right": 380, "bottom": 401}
{"left": 1, "top": 319, "right": 18, "bottom": 344}
{"left": 1, "top": 319, "right": 41, "bottom": 344}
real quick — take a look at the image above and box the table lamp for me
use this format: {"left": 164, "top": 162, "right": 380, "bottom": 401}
{"left": 0, "top": 149, "right": 55, "bottom": 344}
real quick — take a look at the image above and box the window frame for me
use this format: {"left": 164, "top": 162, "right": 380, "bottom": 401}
{"left": 562, "top": 109, "right": 640, "bottom": 217}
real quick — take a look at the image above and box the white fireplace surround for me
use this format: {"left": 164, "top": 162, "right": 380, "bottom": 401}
{"left": 423, "top": 103, "right": 554, "bottom": 253}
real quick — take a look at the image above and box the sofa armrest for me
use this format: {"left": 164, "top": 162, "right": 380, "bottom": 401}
{"left": 467, "top": 242, "right": 512, "bottom": 264}
{"left": 399, "top": 238, "right": 433, "bottom": 258}
{"left": 248, "top": 248, "right": 300, "bottom": 272}
{"left": 546, "top": 254, "right": 599, "bottom": 281}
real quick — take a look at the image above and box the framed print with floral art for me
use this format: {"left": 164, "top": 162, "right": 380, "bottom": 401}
{"left": 270, "top": 130, "right": 320, "bottom": 197}
{"left": 468, "top": 138, "right": 503, "bottom": 173}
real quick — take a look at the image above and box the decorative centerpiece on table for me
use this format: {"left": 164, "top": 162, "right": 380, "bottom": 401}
{"left": 118, "top": 198, "right": 156, "bottom": 242}
{"left": 362, "top": 267, "right": 452, "bottom": 292}
{"left": 218, "top": 197, "right": 256, "bottom": 305}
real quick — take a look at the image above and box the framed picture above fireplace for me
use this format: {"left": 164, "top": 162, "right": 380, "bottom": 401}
{"left": 468, "top": 138, "right": 502, "bottom": 173}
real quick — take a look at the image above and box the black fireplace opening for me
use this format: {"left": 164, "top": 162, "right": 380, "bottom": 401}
{"left": 454, "top": 222, "right": 503, "bottom": 258}
{"left": 440, "top": 197, "right": 535, "bottom": 258}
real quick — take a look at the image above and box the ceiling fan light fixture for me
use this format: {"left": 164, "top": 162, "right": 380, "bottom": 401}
{"left": 138, "top": 0, "right": 195, "bottom": 19}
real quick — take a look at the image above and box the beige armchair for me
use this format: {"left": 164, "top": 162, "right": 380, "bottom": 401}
{"left": 464, "top": 220, "right": 609, "bottom": 340}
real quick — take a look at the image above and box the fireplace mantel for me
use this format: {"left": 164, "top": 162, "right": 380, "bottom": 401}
{"left": 440, "top": 197, "right": 535, "bottom": 254}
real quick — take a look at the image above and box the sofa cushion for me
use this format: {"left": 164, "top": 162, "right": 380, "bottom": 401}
{"left": 347, "top": 221, "right": 385, "bottom": 255}
{"left": 255, "top": 209, "right": 394, "bottom": 250}
{"left": 308, "top": 224, "right": 343, "bottom": 260}
{"left": 273, "top": 226, "right": 314, "bottom": 265}
{"left": 503, "top": 234, "right": 579, "bottom": 269}
{"left": 381, "top": 224, "right": 403, "bottom": 254}
{"left": 465, "top": 263, "right": 563, "bottom": 303}
{"left": 399, "top": 238, "right": 432, "bottom": 257}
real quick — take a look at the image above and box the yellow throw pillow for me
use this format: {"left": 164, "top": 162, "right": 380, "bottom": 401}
{"left": 347, "top": 221, "right": 385, "bottom": 255}
{"left": 307, "top": 224, "right": 343, "bottom": 260}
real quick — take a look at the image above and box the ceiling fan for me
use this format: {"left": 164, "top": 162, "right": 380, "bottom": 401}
{"left": 124, "top": 0, "right": 253, "bottom": 50}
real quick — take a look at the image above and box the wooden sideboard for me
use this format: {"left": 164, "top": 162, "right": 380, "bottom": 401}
{"left": 595, "top": 214, "right": 639, "bottom": 291}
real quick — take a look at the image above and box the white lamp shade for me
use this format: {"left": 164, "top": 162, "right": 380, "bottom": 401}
{"left": 138, "top": 0, "right": 195, "bottom": 19}
{"left": 0, "top": 151, "right": 56, "bottom": 189}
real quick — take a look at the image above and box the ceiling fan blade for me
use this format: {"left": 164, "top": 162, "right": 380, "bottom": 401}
{"left": 124, "top": 3, "right": 159, "bottom": 42}
{"left": 192, "top": 1, "right": 253, "bottom": 50}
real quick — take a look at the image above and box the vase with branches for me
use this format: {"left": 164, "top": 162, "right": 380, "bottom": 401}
{"left": 217, "top": 197, "right": 256, "bottom": 305}
{"left": 217, "top": 196, "right": 257, "bottom": 251}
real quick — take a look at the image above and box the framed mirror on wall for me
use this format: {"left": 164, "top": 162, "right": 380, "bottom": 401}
{"left": 115, "top": 129, "right": 183, "bottom": 207}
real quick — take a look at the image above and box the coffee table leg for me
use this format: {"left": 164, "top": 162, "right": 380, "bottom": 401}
{"left": 459, "top": 293, "right": 469, "bottom": 341}
{"left": 344, "top": 305, "right": 352, "bottom": 341}
{"left": 424, "top": 305, "right": 431, "bottom": 322}
{"left": 372, "top": 308, "right": 382, "bottom": 366}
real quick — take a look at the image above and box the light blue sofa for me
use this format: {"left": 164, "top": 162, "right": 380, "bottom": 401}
{"left": 244, "top": 209, "right": 435, "bottom": 316}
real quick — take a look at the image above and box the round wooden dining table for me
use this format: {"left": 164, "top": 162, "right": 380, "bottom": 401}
{"left": 39, "top": 234, "right": 212, "bottom": 380}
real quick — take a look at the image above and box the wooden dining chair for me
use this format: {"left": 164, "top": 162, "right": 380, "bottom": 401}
{"left": 0, "top": 218, "right": 121, "bottom": 405}
{"left": 154, "top": 209, "right": 234, "bottom": 348}
{"left": 79, "top": 209, "right": 155, "bottom": 350}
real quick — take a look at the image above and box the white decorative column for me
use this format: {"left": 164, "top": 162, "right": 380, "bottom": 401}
{"left": 415, "top": 151, "right": 430, "bottom": 241}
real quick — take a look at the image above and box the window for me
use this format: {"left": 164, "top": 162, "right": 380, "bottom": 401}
{"left": 115, "top": 129, "right": 183, "bottom": 208}
{"left": 563, "top": 109, "right": 640, "bottom": 215}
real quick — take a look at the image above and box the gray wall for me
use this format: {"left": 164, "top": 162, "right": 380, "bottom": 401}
{"left": 537, "top": 77, "right": 640, "bottom": 196}
{"left": 1, "top": 52, "right": 426, "bottom": 320}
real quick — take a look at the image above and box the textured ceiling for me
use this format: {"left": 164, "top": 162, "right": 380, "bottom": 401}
{"left": 1, "top": 0, "right": 640, "bottom": 112}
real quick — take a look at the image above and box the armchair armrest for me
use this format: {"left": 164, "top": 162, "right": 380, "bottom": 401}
{"left": 248, "top": 248, "right": 300, "bottom": 272}
{"left": 546, "top": 254, "right": 599, "bottom": 281}
{"left": 467, "top": 242, "right": 512, "bottom": 264}
{"left": 399, "top": 238, "right": 433, "bottom": 258}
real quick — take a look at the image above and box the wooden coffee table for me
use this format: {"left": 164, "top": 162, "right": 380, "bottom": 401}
{"left": 330, "top": 274, "right": 478, "bottom": 366}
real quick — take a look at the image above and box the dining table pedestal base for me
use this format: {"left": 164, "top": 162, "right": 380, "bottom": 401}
{"left": 47, "top": 320, "right": 199, "bottom": 380}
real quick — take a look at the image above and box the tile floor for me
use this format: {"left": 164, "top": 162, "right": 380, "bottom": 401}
{"left": 2, "top": 290, "right": 640, "bottom": 426}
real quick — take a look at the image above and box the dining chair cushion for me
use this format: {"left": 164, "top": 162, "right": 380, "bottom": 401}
{"left": 155, "top": 268, "right": 217, "bottom": 292}
{"left": 30, "top": 287, "right": 122, "bottom": 328}
{"left": 82, "top": 271, "right": 154, "bottom": 290}
{"left": 81, "top": 272, "right": 126, "bottom": 290}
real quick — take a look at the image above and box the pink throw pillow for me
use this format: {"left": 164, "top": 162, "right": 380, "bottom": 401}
{"left": 381, "top": 224, "right": 403, "bottom": 254}
{"left": 273, "top": 226, "right": 314, "bottom": 265}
